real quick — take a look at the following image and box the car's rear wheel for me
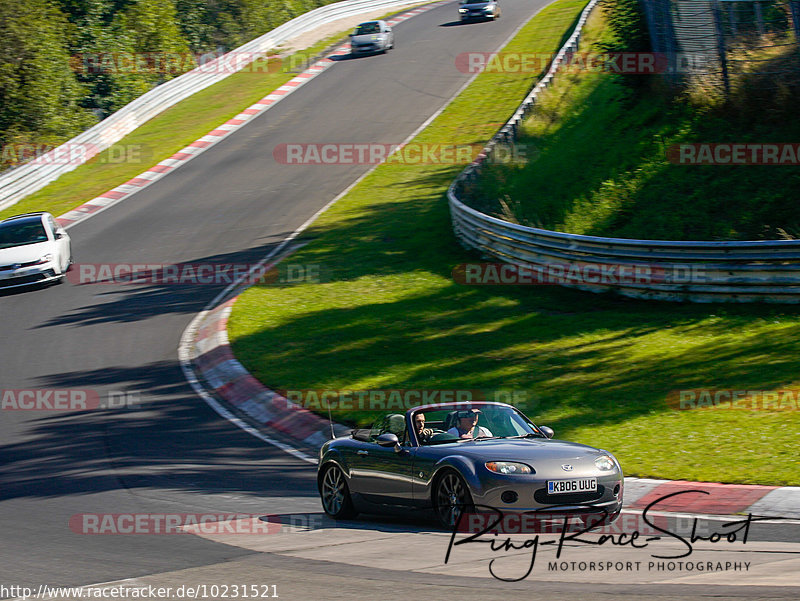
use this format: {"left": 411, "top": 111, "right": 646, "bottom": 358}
{"left": 319, "top": 464, "right": 358, "bottom": 519}
{"left": 434, "top": 470, "right": 474, "bottom": 529}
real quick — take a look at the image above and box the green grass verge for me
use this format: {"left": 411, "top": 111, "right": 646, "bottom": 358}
{"left": 227, "top": 0, "right": 800, "bottom": 486}
{"left": 0, "top": 24, "right": 372, "bottom": 221}
{"left": 470, "top": 8, "right": 800, "bottom": 241}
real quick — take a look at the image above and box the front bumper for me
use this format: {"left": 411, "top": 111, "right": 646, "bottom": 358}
{"left": 460, "top": 10, "right": 494, "bottom": 20}
{"left": 351, "top": 39, "right": 387, "bottom": 54}
{"left": 471, "top": 471, "right": 623, "bottom": 516}
{"left": 0, "top": 265, "right": 60, "bottom": 289}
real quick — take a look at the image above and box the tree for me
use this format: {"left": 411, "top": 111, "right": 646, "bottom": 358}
{"left": 0, "top": 0, "right": 95, "bottom": 154}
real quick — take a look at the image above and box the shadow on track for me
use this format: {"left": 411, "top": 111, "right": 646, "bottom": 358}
{"left": 31, "top": 240, "right": 295, "bottom": 328}
{"left": 0, "top": 356, "right": 320, "bottom": 502}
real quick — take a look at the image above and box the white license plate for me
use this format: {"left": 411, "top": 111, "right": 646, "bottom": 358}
{"left": 547, "top": 478, "right": 597, "bottom": 495}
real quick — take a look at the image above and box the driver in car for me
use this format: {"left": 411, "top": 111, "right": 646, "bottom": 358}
{"left": 447, "top": 409, "right": 493, "bottom": 439}
{"left": 413, "top": 412, "right": 434, "bottom": 443}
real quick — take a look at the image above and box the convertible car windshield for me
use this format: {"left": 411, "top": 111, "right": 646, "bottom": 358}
{"left": 413, "top": 403, "right": 543, "bottom": 444}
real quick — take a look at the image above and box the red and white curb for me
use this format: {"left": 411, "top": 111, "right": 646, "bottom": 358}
{"left": 45, "top": 1, "right": 800, "bottom": 514}
{"left": 623, "top": 477, "right": 799, "bottom": 519}
{"left": 185, "top": 296, "right": 352, "bottom": 456}
{"left": 55, "top": 1, "right": 449, "bottom": 230}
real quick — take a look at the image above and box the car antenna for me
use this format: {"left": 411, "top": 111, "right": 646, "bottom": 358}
{"left": 327, "top": 399, "right": 335, "bottom": 440}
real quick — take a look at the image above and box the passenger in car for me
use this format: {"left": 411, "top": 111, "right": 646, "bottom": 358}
{"left": 447, "top": 409, "right": 493, "bottom": 439}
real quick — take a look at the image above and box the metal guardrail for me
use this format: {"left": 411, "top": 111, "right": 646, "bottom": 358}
{"left": 0, "top": 0, "right": 421, "bottom": 212}
{"left": 447, "top": 0, "right": 800, "bottom": 303}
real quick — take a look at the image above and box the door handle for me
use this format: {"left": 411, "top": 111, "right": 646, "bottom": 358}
{"left": 357, "top": 450, "right": 369, "bottom": 456}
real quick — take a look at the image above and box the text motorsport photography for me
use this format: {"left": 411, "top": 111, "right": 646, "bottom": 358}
{"left": 443, "top": 489, "right": 787, "bottom": 582}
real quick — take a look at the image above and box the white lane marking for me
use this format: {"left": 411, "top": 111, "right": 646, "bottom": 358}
{"left": 177, "top": 1, "right": 552, "bottom": 460}
{"left": 58, "top": 2, "right": 442, "bottom": 231}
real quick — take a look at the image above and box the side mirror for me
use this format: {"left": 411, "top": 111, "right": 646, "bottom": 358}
{"left": 349, "top": 33, "right": 354, "bottom": 37}
{"left": 54, "top": 232, "right": 64, "bottom": 239}
{"left": 376, "top": 433, "right": 401, "bottom": 451}
{"left": 539, "top": 426, "right": 554, "bottom": 439}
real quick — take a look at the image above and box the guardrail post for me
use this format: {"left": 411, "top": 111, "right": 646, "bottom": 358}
{"left": 712, "top": 0, "right": 730, "bottom": 95}
{"left": 754, "top": 1, "right": 764, "bottom": 36}
{"left": 791, "top": 1, "right": 800, "bottom": 41}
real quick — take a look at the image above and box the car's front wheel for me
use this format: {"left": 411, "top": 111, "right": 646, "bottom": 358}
{"left": 319, "top": 464, "right": 358, "bottom": 519}
{"left": 433, "top": 470, "right": 474, "bottom": 529}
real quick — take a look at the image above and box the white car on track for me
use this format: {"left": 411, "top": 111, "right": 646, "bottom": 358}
{"left": 459, "top": 0, "right": 501, "bottom": 21}
{"left": 349, "top": 20, "right": 394, "bottom": 55}
{"left": 0, "top": 212, "right": 72, "bottom": 289}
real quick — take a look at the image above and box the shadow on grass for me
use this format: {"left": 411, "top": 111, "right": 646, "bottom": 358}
{"left": 229, "top": 164, "right": 800, "bottom": 440}
{"left": 471, "top": 55, "right": 800, "bottom": 241}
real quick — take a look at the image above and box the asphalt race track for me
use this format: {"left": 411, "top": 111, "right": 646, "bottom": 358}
{"left": 1, "top": 2, "right": 798, "bottom": 600}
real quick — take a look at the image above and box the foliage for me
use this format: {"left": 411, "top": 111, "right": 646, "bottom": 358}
{"left": 0, "top": 0, "right": 95, "bottom": 166}
{"left": 598, "top": 0, "right": 650, "bottom": 53}
{"left": 470, "top": 8, "right": 800, "bottom": 242}
{"left": 227, "top": 0, "right": 800, "bottom": 486}
{"left": 1, "top": 0, "right": 342, "bottom": 168}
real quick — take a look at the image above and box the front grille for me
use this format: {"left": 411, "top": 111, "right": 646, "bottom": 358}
{"left": 534, "top": 484, "right": 605, "bottom": 505}
{"left": 0, "top": 271, "right": 53, "bottom": 286}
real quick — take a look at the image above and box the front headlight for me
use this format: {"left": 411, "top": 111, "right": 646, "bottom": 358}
{"left": 486, "top": 461, "right": 533, "bottom": 475}
{"left": 459, "top": 8, "right": 468, "bottom": 12}
{"left": 34, "top": 254, "right": 53, "bottom": 265}
{"left": 594, "top": 455, "right": 616, "bottom": 471}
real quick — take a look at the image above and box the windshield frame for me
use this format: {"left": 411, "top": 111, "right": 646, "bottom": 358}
{"left": 354, "top": 22, "right": 381, "bottom": 35}
{"left": 408, "top": 402, "right": 544, "bottom": 447}
{"left": 0, "top": 218, "right": 50, "bottom": 250}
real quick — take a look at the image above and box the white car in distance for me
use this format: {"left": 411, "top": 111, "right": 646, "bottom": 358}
{"left": 0, "top": 212, "right": 72, "bottom": 290}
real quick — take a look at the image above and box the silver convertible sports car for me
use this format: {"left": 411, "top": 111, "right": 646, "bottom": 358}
{"left": 318, "top": 402, "right": 623, "bottom": 529}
